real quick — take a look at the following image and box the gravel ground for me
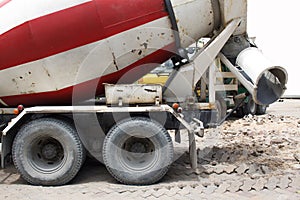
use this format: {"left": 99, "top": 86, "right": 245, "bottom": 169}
{"left": 0, "top": 99, "right": 300, "bottom": 199}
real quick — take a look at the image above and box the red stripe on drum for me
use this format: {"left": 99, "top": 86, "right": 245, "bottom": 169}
{"left": 1, "top": 43, "right": 176, "bottom": 107}
{"left": 0, "top": 0, "right": 11, "bottom": 8}
{"left": 0, "top": 0, "right": 167, "bottom": 70}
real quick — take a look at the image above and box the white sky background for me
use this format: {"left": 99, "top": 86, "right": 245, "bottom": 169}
{"left": 247, "top": 0, "right": 300, "bottom": 97}
{"left": 2, "top": 1, "right": 297, "bottom": 96}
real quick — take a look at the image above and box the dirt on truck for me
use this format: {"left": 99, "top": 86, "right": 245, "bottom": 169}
{"left": 0, "top": 0, "right": 287, "bottom": 186}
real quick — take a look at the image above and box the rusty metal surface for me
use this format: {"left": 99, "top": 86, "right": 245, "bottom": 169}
{"left": 219, "top": 0, "right": 247, "bottom": 35}
{"left": 105, "top": 84, "right": 162, "bottom": 105}
{"left": 0, "top": 108, "right": 15, "bottom": 115}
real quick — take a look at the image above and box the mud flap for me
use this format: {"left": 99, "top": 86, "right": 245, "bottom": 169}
{"left": 1, "top": 134, "right": 13, "bottom": 168}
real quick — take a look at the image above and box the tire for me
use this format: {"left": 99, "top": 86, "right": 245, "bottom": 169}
{"left": 103, "top": 117, "right": 174, "bottom": 185}
{"left": 215, "top": 97, "right": 227, "bottom": 123}
{"left": 256, "top": 104, "right": 267, "bottom": 115}
{"left": 244, "top": 96, "right": 257, "bottom": 115}
{"left": 12, "top": 118, "right": 85, "bottom": 186}
{"left": 236, "top": 107, "right": 245, "bottom": 118}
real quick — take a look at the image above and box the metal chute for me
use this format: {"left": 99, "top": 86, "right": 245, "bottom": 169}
{"left": 219, "top": 47, "right": 288, "bottom": 105}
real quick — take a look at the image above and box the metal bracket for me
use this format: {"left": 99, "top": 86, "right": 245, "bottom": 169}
{"left": 192, "top": 18, "right": 242, "bottom": 86}
{"left": 155, "top": 97, "right": 160, "bottom": 106}
{"left": 175, "top": 130, "right": 181, "bottom": 143}
{"left": 163, "top": 19, "right": 242, "bottom": 103}
{"left": 164, "top": 0, "right": 187, "bottom": 59}
{"left": 192, "top": 118, "right": 204, "bottom": 137}
{"left": 118, "top": 97, "right": 123, "bottom": 107}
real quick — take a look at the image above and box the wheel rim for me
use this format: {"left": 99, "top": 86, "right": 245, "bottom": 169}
{"left": 119, "top": 136, "right": 158, "bottom": 172}
{"left": 28, "top": 136, "right": 66, "bottom": 173}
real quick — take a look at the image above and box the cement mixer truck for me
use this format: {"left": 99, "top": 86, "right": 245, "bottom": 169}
{"left": 0, "top": 0, "right": 287, "bottom": 186}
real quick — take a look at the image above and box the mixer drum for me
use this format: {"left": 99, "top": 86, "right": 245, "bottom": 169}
{"left": 0, "top": 0, "right": 216, "bottom": 106}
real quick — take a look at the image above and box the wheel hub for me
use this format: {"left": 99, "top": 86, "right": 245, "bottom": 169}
{"left": 41, "top": 143, "right": 58, "bottom": 160}
{"left": 120, "top": 137, "right": 156, "bottom": 170}
{"left": 130, "top": 142, "right": 147, "bottom": 158}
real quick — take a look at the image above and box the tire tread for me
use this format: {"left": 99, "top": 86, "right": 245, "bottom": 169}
{"left": 12, "top": 118, "right": 85, "bottom": 186}
{"left": 103, "top": 117, "right": 173, "bottom": 185}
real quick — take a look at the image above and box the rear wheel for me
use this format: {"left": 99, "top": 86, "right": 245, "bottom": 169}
{"left": 236, "top": 96, "right": 257, "bottom": 117}
{"left": 215, "top": 97, "right": 227, "bottom": 123}
{"left": 12, "top": 118, "right": 85, "bottom": 186}
{"left": 244, "top": 97, "right": 257, "bottom": 115}
{"left": 103, "top": 117, "right": 173, "bottom": 185}
{"left": 256, "top": 104, "right": 267, "bottom": 115}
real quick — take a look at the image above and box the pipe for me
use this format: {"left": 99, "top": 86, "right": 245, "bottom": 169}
{"left": 219, "top": 48, "right": 288, "bottom": 105}
{"left": 236, "top": 47, "right": 288, "bottom": 105}
{"left": 219, "top": 53, "right": 255, "bottom": 95}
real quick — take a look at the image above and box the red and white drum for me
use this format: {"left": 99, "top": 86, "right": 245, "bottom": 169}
{"left": 0, "top": 0, "right": 215, "bottom": 106}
